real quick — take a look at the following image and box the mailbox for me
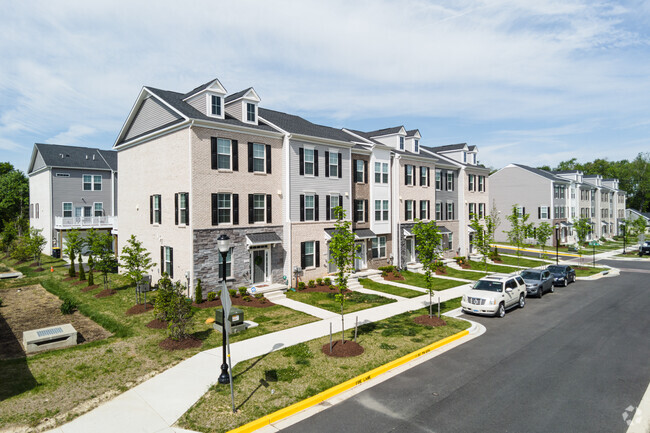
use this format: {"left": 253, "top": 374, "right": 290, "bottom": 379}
{"left": 215, "top": 307, "right": 244, "bottom": 327}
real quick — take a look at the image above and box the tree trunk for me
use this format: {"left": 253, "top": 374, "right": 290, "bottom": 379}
{"left": 340, "top": 300, "right": 345, "bottom": 343}
{"left": 429, "top": 291, "right": 432, "bottom": 318}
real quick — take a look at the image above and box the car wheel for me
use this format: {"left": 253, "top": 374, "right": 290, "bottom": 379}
{"left": 519, "top": 294, "right": 525, "bottom": 309}
{"left": 497, "top": 303, "right": 506, "bottom": 318}
{"left": 563, "top": 278, "right": 568, "bottom": 287}
{"left": 550, "top": 284, "right": 555, "bottom": 293}
{"left": 539, "top": 287, "right": 544, "bottom": 298}
{"left": 571, "top": 275, "right": 576, "bottom": 283}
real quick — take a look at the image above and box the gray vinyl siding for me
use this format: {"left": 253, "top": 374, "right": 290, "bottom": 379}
{"left": 124, "top": 96, "right": 181, "bottom": 141}
{"left": 435, "top": 168, "right": 459, "bottom": 221}
{"left": 32, "top": 152, "right": 47, "bottom": 173}
{"left": 289, "top": 139, "right": 351, "bottom": 221}
{"left": 225, "top": 101, "right": 243, "bottom": 122}
{"left": 51, "top": 168, "right": 114, "bottom": 217}
{"left": 186, "top": 95, "right": 206, "bottom": 116}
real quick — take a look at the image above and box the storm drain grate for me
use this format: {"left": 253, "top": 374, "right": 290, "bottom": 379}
{"left": 36, "top": 327, "right": 64, "bottom": 337}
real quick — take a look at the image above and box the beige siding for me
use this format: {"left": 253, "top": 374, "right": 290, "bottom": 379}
{"left": 398, "top": 158, "right": 437, "bottom": 221}
{"left": 291, "top": 222, "right": 330, "bottom": 282}
{"left": 351, "top": 154, "right": 370, "bottom": 230}
{"left": 225, "top": 100, "right": 244, "bottom": 122}
{"left": 125, "top": 96, "right": 181, "bottom": 141}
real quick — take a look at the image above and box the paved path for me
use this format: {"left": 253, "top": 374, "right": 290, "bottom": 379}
{"left": 47, "top": 283, "right": 473, "bottom": 433}
{"left": 271, "top": 297, "right": 337, "bottom": 319}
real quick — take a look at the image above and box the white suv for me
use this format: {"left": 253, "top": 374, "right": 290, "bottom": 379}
{"left": 461, "top": 273, "right": 527, "bottom": 318}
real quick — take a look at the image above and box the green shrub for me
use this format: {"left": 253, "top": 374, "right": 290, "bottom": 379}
{"left": 153, "top": 273, "right": 174, "bottom": 322}
{"left": 78, "top": 254, "right": 86, "bottom": 281}
{"left": 242, "top": 295, "right": 251, "bottom": 302}
{"left": 167, "top": 282, "right": 195, "bottom": 341}
{"left": 329, "top": 284, "right": 336, "bottom": 290}
{"left": 0, "top": 297, "right": 3, "bottom": 307}
{"left": 453, "top": 256, "right": 467, "bottom": 266}
{"left": 323, "top": 277, "right": 331, "bottom": 286}
{"left": 194, "top": 278, "right": 203, "bottom": 304}
{"left": 297, "top": 281, "right": 306, "bottom": 290}
{"left": 378, "top": 265, "right": 396, "bottom": 273}
{"left": 488, "top": 250, "right": 501, "bottom": 261}
{"left": 206, "top": 291, "right": 217, "bottom": 302}
{"left": 10, "top": 235, "right": 31, "bottom": 262}
{"left": 87, "top": 255, "right": 95, "bottom": 286}
{"left": 308, "top": 279, "right": 316, "bottom": 288}
{"left": 60, "top": 298, "right": 77, "bottom": 315}
{"left": 316, "top": 278, "right": 323, "bottom": 286}
{"left": 238, "top": 286, "right": 248, "bottom": 296}
{"left": 432, "top": 260, "right": 445, "bottom": 271}
{"left": 229, "top": 288, "right": 237, "bottom": 297}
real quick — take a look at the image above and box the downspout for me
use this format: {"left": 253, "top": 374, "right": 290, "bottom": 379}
{"left": 283, "top": 131, "right": 293, "bottom": 284}
{"left": 458, "top": 166, "right": 466, "bottom": 256}
{"left": 392, "top": 154, "right": 401, "bottom": 268}
{"left": 188, "top": 120, "right": 195, "bottom": 296}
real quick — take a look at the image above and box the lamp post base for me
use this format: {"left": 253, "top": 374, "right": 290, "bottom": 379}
{"left": 218, "top": 363, "right": 230, "bottom": 384}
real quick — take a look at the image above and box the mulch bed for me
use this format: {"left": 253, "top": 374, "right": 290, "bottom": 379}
{"left": 322, "top": 340, "right": 364, "bottom": 357}
{"left": 460, "top": 264, "right": 472, "bottom": 269}
{"left": 492, "top": 260, "right": 504, "bottom": 264}
{"left": 63, "top": 276, "right": 76, "bottom": 282}
{"left": 296, "top": 284, "right": 347, "bottom": 294}
{"left": 573, "top": 266, "right": 590, "bottom": 270}
{"left": 383, "top": 272, "right": 405, "bottom": 281}
{"left": 146, "top": 319, "right": 168, "bottom": 329}
{"left": 34, "top": 267, "right": 45, "bottom": 272}
{"left": 94, "top": 289, "right": 117, "bottom": 298}
{"left": 72, "top": 280, "right": 86, "bottom": 286}
{"left": 191, "top": 299, "right": 222, "bottom": 309}
{"left": 159, "top": 336, "right": 202, "bottom": 351}
{"left": 194, "top": 296, "right": 276, "bottom": 308}
{"left": 30, "top": 262, "right": 40, "bottom": 267}
{"left": 413, "top": 314, "right": 447, "bottom": 327}
{"left": 125, "top": 303, "right": 154, "bottom": 315}
{"left": 81, "top": 284, "right": 101, "bottom": 292}
{"left": 435, "top": 268, "right": 448, "bottom": 275}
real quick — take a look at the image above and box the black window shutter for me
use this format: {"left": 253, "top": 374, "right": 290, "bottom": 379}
{"left": 523, "top": 207, "right": 526, "bottom": 216}
{"left": 300, "top": 194, "right": 305, "bottom": 222}
{"left": 427, "top": 168, "right": 431, "bottom": 187}
{"left": 338, "top": 153, "right": 342, "bottom": 178}
{"left": 315, "top": 241, "right": 320, "bottom": 267}
{"left": 169, "top": 248, "right": 173, "bottom": 279}
{"left": 364, "top": 161, "right": 368, "bottom": 183}
{"left": 353, "top": 159, "right": 357, "bottom": 181}
{"left": 174, "top": 193, "right": 179, "bottom": 225}
{"left": 405, "top": 200, "right": 408, "bottom": 220}
{"left": 159, "top": 196, "right": 162, "bottom": 224}
{"left": 248, "top": 194, "right": 254, "bottom": 224}
{"left": 353, "top": 200, "right": 359, "bottom": 222}
{"left": 364, "top": 200, "right": 368, "bottom": 222}
{"left": 232, "top": 140, "right": 239, "bottom": 171}
{"left": 266, "top": 144, "right": 271, "bottom": 174}
{"left": 405, "top": 165, "right": 408, "bottom": 185}
{"left": 211, "top": 137, "right": 217, "bottom": 170}
{"left": 248, "top": 142, "right": 254, "bottom": 172}
{"left": 420, "top": 201, "right": 424, "bottom": 219}
{"left": 538, "top": 207, "right": 541, "bottom": 219}
{"left": 160, "top": 246, "right": 164, "bottom": 275}
{"left": 185, "top": 193, "right": 189, "bottom": 224}
{"left": 314, "top": 150, "right": 319, "bottom": 176}
{"left": 326, "top": 195, "right": 331, "bottom": 220}
{"left": 150, "top": 195, "right": 153, "bottom": 224}
{"left": 324, "top": 151, "right": 330, "bottom": 177}
{"left": 233, "top": 194, "right": 239, "bottom": 225}
{"left": 419, "top": 167, "right": 422, "bottom": 186}
{"left": 314, "top": 195, "right": 319, "bottom": 221}
{"left": 299, "top": 148, "right": 304, "bottom": 176}
{"left": 212, "top": 193, "right": 218, "bottom": 225}
{"left": 300, "top": 242, "right": 306, "bottom": 269}
{"left": 427, "top": 201, "right": 431, "bottom": 219}
{"left": 266, "top": 194, "right": 272, "bottom": 223}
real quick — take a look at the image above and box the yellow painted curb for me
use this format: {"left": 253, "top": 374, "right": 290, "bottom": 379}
{"left": 493, "top": 244, "right": 582, "bottom": 258}
{"left": 227, "top": 328, "right": 470, "bottom": 433}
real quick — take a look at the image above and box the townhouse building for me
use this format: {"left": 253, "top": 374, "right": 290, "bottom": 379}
{"left": 27, "top": 143, "right": 117, "bottom": 255}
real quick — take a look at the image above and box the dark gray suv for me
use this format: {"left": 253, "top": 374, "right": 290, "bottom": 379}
{"left": 521, "top": 269, "right": 554, "bottom": 297}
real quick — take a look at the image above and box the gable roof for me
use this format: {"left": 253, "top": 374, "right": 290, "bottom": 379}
{"left": 29, "top": 143, "right": 117, "bottom": 174}
{"left": 428, "top": 143, "right": 468, "bottom": 152}
{"left": 182, "top": 77, "right": 226, "bottom": 99}
{"left": 406, "top": 129, "right": 420, "bottom": 137}
{"left": 512, "top": 163, "right": 568, "bottom": 182}
{"left": 225, "top": 87, "right": 254, "bottom": 103}
{"left": 258, "top": 108, "right": 354, "bottom": 144}
{"left": 365, "top": 126, "right": 405, "bottom": 137}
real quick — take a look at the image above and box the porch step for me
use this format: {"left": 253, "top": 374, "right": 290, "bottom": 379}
{"left": 249, "top": 283, "right": 287, "bottom": 296}
{"left": 264, "top": 290, "right": 287, "bottom": 302}
{"left": 367, "top": 274, "right": 384, "bottom": 282}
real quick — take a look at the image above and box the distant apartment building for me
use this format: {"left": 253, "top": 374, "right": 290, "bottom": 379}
{"left": 27, "top": 143, "right": 117, "bottom": 255}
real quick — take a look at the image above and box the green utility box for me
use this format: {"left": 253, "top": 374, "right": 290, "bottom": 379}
{"left": 214, "top": 307, "right": 246, "bottom": 334}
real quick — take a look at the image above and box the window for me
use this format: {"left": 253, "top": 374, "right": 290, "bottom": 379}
{"left": 303, "top": 241, "right": 315, "bottom": 268}
{"left": 355, "top": 160, "right": 364, "bottom": 183}
{"left": 420, "top": 166, "right": 428, "bottom": 186}
{"left": 435, "top": 170, "right": 441, "bottom": 190}
{"left": 246, "top": 103, "right": 256, "bottom": 122}
{"left": 253, "top": 194, "right": 265, "bottom": 223}
{"left": 329, "top": 152, "right": 339, "bottom": 177}
{"left": 447, "top": 202, "right": 455, "bottom": 220}
{"left": 399, "top": 136, "right": 404, "bottom": 150}
{"left": 447, "top": 232, "right": 453, "bottom": 250}
{"left": 405, "top": 200, "right": 414, "bottom": 220}
{"left": 55, "top": 172, "right": 70, "bottom": 177}
{"left": 517, "top": 206, "right": 523, "bottom": 217}
{"left": 355, "top": 200, "right": 365, "bottom": 222}
{"left": 94, "top": 175, "right": 102, "bottom": 191}
{"left": 218, "top": 247, "right": 232, "bottom": 279}
{"left": 94, "top": 203, "right": 103, "bottom": 217}
{"left": 372, "top": 236, "right": 386, "bottom": 258}
{"left": 375, "top": 162, "right": 388, "bottom": 183}
{"left": 468, "top": 175, "right": 475, "bottom": 191}
{"left": 329, "top": 194, "right": 340, "bottom": 220}
{"left": 210, "top": 95, "right": 222, "bottom": 116}
{"left": 478, "top": 203, "right": 485, "bottom": 219}
{"left": 62, "top": 202, "right": 72, "bottom": 218}
{"left": 217, "top": 138, "right": 231, "bottom": 170}
{"left": 84, "top": 206, "right": 92, "bottom": 217}
{"left": 305, "top": 194, "right": 315, "bottom": 221}
{"left": 420, "top": 200, "right": 429, "bottom": 220}
{"left": 35, "top": 204, "right": 39, "bottom": 219}
{"left": 540, "top": 206, "right": 549, "bottom": 219}
{"left": 478, "top": 176, "right": 485, "bottom": 192}
{"left": 414, "top": 139, "right": 419, "bottom": 153}
{"left": 253, "top": 143, "right": 265, "bottom": 172}
{"left": 163, "top": 246, "right": 173, "bottom": 277}
{"left": 375, "top": 162, "right": 381, "bottom": 183}
{"left": 176, "top": 193, "right": 189, "bottom": 225}
{"left": 436, "top": 202, "right": 442, "bottom": 220}
{"left": 83, "top": 175, "right": 92, "bottom": 191}
{"left": 304, "top": 149, "right": 314, "bottom": 176}
{"left": 405, "top": 165, "right": 413, "bottom": 185}
{"left": 152, "top": 195, "right": 161, "bottom": 224}
{"left": 469, "top": 203, "right": 475, "bottom": 217}
{"left": 446, "top": 172, "right": 454, "bottom": 190}
{"left": 217, "top": 193, "right": 231, "bottom": 224}
{"left": 375, "top": 200, "right": 389, "bottom": 221}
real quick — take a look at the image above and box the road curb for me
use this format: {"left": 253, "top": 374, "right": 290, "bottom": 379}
{"left": 227, "top": 328, "right": 470, "bottom": 433}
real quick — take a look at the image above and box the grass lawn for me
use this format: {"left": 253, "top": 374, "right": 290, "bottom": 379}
{"left": 178, "top": 299, "right": 469, "bottom": 433}
{"left": 494, "top": 241, "right": 625, "bottom": 254}
{"left": 575, "top": 266, "right": 610, "bottom": 277}
{"left": 0, "top": 255, "right": 317, "bottom": 431}
{"left": 286, "top": 290, "right": 395, "bottom": 314}
{"left": 467, "top": 260, "right": 520, "bottom": 274}
{"left": 439, "top": 267, "right": 484, "bottom": 280}
{"left": 400, "top": 271, "right": 468, "bottom": 291}
{"left": 358, "top": 278, "right": 424, "bottom": 298}
{"left": 495, "top": 255, "right": 552, "bottom": 269}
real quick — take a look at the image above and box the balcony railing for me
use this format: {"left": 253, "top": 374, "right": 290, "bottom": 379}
{"left": 54, "top": 216, "right": 117, "bottom": 229}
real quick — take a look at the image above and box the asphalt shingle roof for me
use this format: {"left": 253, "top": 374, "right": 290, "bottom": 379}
{"left": 225, "top": 88, "right": 253, "bottom": 103}
{"left": 183, "top": 78, "right": 218, "bottom": 98}
{"left": 512, "top": 164, "right": 567, "bottom": 182}
{"left": 364, "top": 126, "right": 404, "bottom": 137}
{"left": 33, "top": 143, "right": 116, "bottom": 172}
{"left": 406, "top": 129, "right": 420, "bottom": 137}
{"left": 428, "top": 143, "right": 467, "bottom": 152}
{"left": 258, "top": 108, "right": 354, "bottom": 143}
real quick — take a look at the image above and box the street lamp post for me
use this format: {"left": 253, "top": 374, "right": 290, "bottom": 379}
{"left": 555, "top": 223, "right": 560, "bottom": 265}
{"left": 217, "top": 234, "right": 231, "bottom": 385}
{"left": 622, "top": 223, "right": 627, "bottom": 254}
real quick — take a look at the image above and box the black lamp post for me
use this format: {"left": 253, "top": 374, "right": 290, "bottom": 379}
{"left": 555, "top": 223, "right": 560, "bottom": 265}
{"left": 217, "top": 234, "right": 231, "bottom": 385}
{"left": 622, "top": 222, "right": 627, "bottom": 254}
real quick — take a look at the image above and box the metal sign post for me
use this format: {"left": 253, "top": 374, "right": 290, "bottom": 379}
{"left": 220, "top": 282, "right": 236, "bottom": 413}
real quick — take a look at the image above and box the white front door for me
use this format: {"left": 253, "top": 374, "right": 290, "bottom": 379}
{"left": 354, "top": 242, "right": 367, "bottom": 271}
{"left": 405, "top": 237, "right": 415, "bottom": 263}
{"left": 250, "top": 247, "right": 270, "bottom": 284}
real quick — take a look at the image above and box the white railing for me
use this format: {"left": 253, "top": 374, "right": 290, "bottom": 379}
{"left": 54, "top": 216, "right": 117, "bottom": 229}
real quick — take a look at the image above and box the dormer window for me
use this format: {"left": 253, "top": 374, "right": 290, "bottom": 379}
{"left": 414, "top": 139, "right": 419, "bottom": 153}
{"left": 463, "top": 152, "right": 467, "bottom": 163}
{"left": 246, "top": 103, "right": 256, "bottom": 122}
{"left": 210, "top": 95, "right": 222, "bottom": 116}
{"left": 400, "top": 136, "right": 404, "bottom": 150}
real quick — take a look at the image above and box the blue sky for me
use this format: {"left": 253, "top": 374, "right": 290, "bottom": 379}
{"left": 2, "top": 0, "right": 649, "bottom": 173}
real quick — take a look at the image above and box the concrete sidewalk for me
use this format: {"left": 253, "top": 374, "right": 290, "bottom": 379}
{"left": 47, "top": 285, "right": 473, "bottom": 433}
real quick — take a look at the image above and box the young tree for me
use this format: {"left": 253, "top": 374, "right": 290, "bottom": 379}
{"left": 489, "top": 200, "right": 501, "bottom": 255}
{"left": 119, "top": 234, "right": 155, "bottom": 294}
{"left": 327, "top": 206, "right": 357, "bottom": 343}
{"left": 412, "top": 219, "right": 443, "bottom": 318}
{"left": 63, "top": 229, "right": 84, "bottom": 277}
{"left": 87, "top": 230, "right": 116, "bottom": 290}
{"left": 535, "top": 222, "right": 553, "bottom": 258}
{"left": 28, "top": 227, "right": 46, "bottom": 266}
{"left": 469, "top": 214, "right": 493, "bottom": 274}
{"left": 194, "top": 278, "right": 203, "bottom": 304}
{"left": 78, "top": 253, "right": 86, "bottom": 281}
{"left": 167, "top": 281, "right": 194, "bottom": 341}
{"left": 505, "top": 204, "right": 529, "bottom": 266}
{"left": 625, "top": 216, "right": 647, "bottom": 245}
{"left": 574, "top": 217, "right": 592, "bottom": 262}
{"left": 87, "top": 255, "right": 95, "bottom": 286}
{"left": 0, "top": 165, "right": 29, "bottom": 232}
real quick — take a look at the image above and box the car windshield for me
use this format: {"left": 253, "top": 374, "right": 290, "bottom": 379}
{"left": 473, "top": 280, "right": 503, "bottom": 292}
{"left": 547, "top": 266, "right": 564, "bottom": 273}
{"left": 521, "top": 271, "right": 541, "bottom": 280}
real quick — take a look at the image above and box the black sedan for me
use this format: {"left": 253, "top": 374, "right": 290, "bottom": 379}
{"left": 547, "top": 264, "right": 576, "bottom": 287}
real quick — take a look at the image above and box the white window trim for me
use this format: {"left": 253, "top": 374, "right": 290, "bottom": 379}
{"left": 406, "top": 200, "right": 414, "bottom": 221}
{"left": 153, "top": 194, "right": 161, "bottom": 224}
{"left": 355, "top": 199, "right": 365, "bottom": 222}
{"left": 82, "top": 174, "right": 92, "bottom": 191}
{"left": 93, "top": 202, "right": 103, "bottom": 217}
{"left": 406, "top": 165, "right": 414, "bottom": 186}
{"left": 420, "top": 200, "right": 428, "bottom": 220}
{"left": 206, "top": 93, "right": 225, "bottom": 119}
{"left": 93, "top": 175, "right": 102, "bottom": 191}
{"left": 355, "top": 159, "right": 365, "bottom": 183}
{"left": 252, "top": 143, "right": 266, "bottom": 173}
{"left": 447, "top": 201, "right": 454, "bottom": 220}
{"left": 164, "top": 246, "right": 173, "bottom": 276}
{"left": 303, "top": 147, "right": 315, "bottom": 177}
{"left": 304, "top": 241, "right": 316, "bottom": 269}
{"left": 217, "top": 192, "right": 232, "bottom": 225}
{"left": 372, "top": 236, "right": 387, "bottom": 258}
{"left": 436, "top": 202, "right": 442, "bottom": 220}
{"left": 55, "top": 172, "right": 70, "bottom": 177}
{"left": 305, "top": 193, "right": 316, "bottom": 221}
{"left": 242, "top": 101, "right": 258, "bottom": 124}
{"left": 329, "top": 194, "right": 340, "bottom": 220}
{"left": 62, "top": 202, "right": 73, "bottom": 218}
{"left": 253, "top": 193, "right": 266, "bottom": 223}
{"left": 329, "top": 151, "right": 339, "bottom": 177}
{"left": 436, "top": 169, "right": 442, "bottom": 190}
{"left": 420, "top": 166, "right": 428, "bottom": 186}
{"left": 179, "top": 192, "right": 189, "bottom": 225}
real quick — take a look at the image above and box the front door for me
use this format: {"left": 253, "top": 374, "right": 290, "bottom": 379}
{"left": 354, "top": 242, "right": 367, "bottom": 271}
{"left": 405, "top": 238, "right": 415, "bottom": 264}
{"left": 469, "top": 233, "right": 475, "bottom": 254}
{"left": 251, "top": 248, "right": 269, "bottom": 284}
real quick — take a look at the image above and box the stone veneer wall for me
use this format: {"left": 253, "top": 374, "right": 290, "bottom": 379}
{"left": 193, "top": 225, "right": 285, "bottom": 292}
{"left": 398, "top": 222, "right": 460, "bottom": 266}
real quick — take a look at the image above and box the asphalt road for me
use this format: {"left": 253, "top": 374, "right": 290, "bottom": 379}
{"left": 282, "top": 259, "right": 650, "bottom": 433}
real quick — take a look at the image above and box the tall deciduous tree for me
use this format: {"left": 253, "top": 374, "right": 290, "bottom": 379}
{"left": 412, "top": 219, "right": 443, "bottom": 317}
{"left": 0, "top": 164, "right": 28, "bottom": 232}
{"left": 86, "top": 229, "right": 115, "bottom": 290}
{"left": 327, "top": 206, "right": 357, "bottom": 343}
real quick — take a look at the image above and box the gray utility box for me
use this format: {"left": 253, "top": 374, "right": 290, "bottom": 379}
{"left": 214, "top": 307, "right": 246, "bottom": 334}
{"left": 23, "top": 323, "right": 77, "bottom": 354}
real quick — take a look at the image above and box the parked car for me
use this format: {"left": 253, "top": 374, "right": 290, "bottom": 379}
{"left": 461, "top": 273, "right": 526, "bottom": 318}
{"left": 546, "top": 264, "right": 576, "bottom": 287}
{"left": 520, "top": 269, "right": 554, "bottom": 297}
{"left": 639, "top": 241, "right": 650, "bottom": 257}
